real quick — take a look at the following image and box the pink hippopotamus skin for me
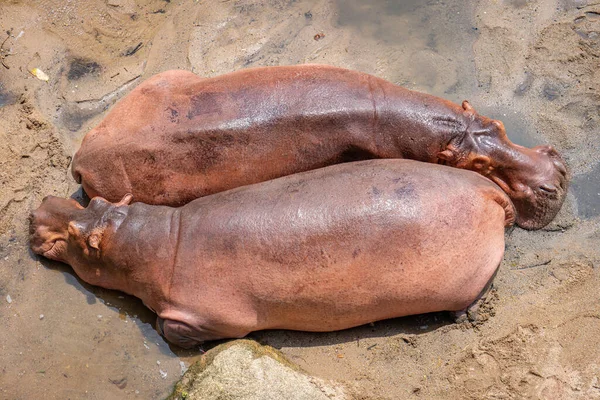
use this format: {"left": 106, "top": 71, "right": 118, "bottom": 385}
{"left": 31, "top": 160, "right": 515, "bottom": 348}
{"left": 71, "top": 65, "right": 567, "bottom": 229}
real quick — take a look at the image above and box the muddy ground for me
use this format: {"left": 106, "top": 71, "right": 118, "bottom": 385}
{"left": 0, "top": 0, "right": 599, "bottom": 399}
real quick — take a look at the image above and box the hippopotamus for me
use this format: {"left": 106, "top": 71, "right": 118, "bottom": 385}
{"left": 71, "top": 65, "right": 567, "bottom": 230}
{"left": 32, "top": 160, "right": 515, "bottom": 348}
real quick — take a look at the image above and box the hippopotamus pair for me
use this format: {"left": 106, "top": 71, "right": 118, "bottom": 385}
{"left": 30, "top": 65, "right": 567, "bottom": 347}
{"left": 71, "top": 65, "right": 567, "bottom": 230}
{"left": 31, "top": 160, "right": 514, "bottom": 348}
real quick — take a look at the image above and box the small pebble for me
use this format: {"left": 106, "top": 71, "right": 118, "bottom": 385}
{"left": 143, "top": 343, "right": 150, "bottom": 350}
{"left": 39, "top": 314, "right": 44, "bottom": 320}
{"left": 156, "top": 360, "right": 161, "bottom": 365}
{"left": 6, "top": 295, "right": 12, "bottom": 304}
{"left": 159, "top": 369, "right": 167, "bottom": 379}
{"left": 420, "top": 325, "right": 429, "bottom": 330}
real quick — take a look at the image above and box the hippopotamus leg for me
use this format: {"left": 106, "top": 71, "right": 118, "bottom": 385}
{"left": 453, "top": 264, "right": 500, "bottom": 323}
{"left": 156, "top": 318, "right": 247, "bottom": 348}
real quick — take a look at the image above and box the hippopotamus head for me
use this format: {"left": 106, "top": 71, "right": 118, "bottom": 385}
{"left": 438, "top": 101, "right": 568, "bottom": 230}
{"left": 29, "top": 194, "right": 132, "bottom": 286}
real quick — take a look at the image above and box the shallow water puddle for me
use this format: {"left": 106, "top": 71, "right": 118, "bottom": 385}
{"left": 335, "top": 0, "right": 543, "bottom": 148}
{"left": 336, "top": 0, "right": 480, "bottom": 98}
{"left": 1, "top": 248, "right": 196, "bottom": 398}
{"left": 0, "top": 83, "right": 16, "bottom": 108}
{"left": 476, "top": 105, "right": 542, "bottom": 148}
{"left": 571, "top": 162, "right": 600, "bottom": 218}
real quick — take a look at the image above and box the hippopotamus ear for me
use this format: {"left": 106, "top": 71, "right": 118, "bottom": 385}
{"left": 67, "top": 221, "right": 104, "bottom": 251}
{"left": 437, "top": 149, "right": 455, "bottom": 163}
{"left": 88, "top": 232, "right": 101, "bottom": 250}
{"left": 67, "top": 221, "right": 83, "bottom": 237}
{"left": 87, "top": 226, "right": 105, "bottom": 251}
{"left": 462, "top": 100, "right": 476, "bottom": 114}
{"left": 115, "top": 194, "right": 133, "bottom": 207}
{"left": 472, "top": 155, "right": 492, "bottom": 173}
{"left": 88, "top": 194, "right": 132, "bottom": 210}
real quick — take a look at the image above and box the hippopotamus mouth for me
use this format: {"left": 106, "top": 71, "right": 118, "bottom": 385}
{"left": 40, "top": 240, "right": 65, "bottom": 259}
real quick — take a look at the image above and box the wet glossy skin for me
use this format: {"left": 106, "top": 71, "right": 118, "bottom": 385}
{"left": 71, "top": 65, "right": 567, "bottom": 230}
{"left": 33, "top": 160, "right": 515, "bottom": 348}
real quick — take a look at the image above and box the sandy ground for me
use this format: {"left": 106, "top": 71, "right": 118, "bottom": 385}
{"left": 0, "top": 0, "right": 599, "bottom": 398}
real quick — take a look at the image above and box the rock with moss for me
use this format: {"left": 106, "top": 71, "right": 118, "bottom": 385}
{"left": 168, "top": 340, "right": 346, "bottom": 400}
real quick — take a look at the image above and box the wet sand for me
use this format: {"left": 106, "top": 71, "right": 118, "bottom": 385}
{"left": 1, "top": 0, "right": 599, "bottom": 398}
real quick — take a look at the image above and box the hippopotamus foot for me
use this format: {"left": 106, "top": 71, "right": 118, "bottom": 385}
{"left": 453, "top": 266, "right": 499, "bottom": 325}
{"left": 156, "top": 317, "right": 249, "bottom": 349}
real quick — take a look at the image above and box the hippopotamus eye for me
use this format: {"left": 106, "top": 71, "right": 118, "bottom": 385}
{"left": 538, "top": 184, "right": 559, "bottom": 199}
{"left": 68, "top": 221, "right": 84, "bottom": 237}
{"left": 539, "top": 184, "right": 557, "bottom": 194}
{"left": 470, "top": 129, "right": 489, "bottom": 136}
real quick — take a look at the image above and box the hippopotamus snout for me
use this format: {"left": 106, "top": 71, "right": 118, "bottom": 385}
{"left": 509, "top": 144, "right": 568, "bottom": 230}
{"left": 29, "top": 196, "right": 83, "bottom": 261}
{"left": 30, "top": 194, "right": 134, "bottom": 262}
{"left": 533, "top": 145, "right": 568, "bottom": 193}
{"left": 29, "top": 215, "right": 55, "bottom": 257}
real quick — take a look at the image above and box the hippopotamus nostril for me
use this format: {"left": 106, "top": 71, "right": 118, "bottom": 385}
{"left": 28, "top": 210, "right": 40, "bottom": 228}
{"left": 28, "top": 216, "right": 37, "bottom": 235}
{"left": 553, "top": 159, "right": 568, "bottom": 178}
{"left": 535, "top": 144, "right": 559, "bottom": 157}
{"left": 546, "top": 146, "right": 558, "bottom": 157}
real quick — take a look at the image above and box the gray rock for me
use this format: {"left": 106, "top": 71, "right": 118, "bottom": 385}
{"left": 169, "top": 340, "right": 346, "bottom": 400}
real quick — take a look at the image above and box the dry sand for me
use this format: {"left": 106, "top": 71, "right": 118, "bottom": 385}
{"left": 0, "top": 0, "right": 598, "bottom": 398}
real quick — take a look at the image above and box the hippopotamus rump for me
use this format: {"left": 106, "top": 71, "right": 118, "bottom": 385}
{"left": 32, "top": 160, "right": 515, "bottom": 348}
{"left": 71, "top": 65, "right": 567, "bottom": 230}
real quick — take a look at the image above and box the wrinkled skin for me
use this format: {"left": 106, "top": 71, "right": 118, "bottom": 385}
{"left": 33, "top": 160, "right": 515, "bottom": 348}
{"left": 72, "top": 65, "right": 567, "bottom": 230}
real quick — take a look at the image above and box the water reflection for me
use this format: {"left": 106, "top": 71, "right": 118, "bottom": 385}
{"left": 336, "top": 0, "right": 480, "bottom": 98}
{"left": 475, "top": 105, "right": 541, "bottom": 148}
{"left": 571, "top": 162, "right": 600, "bottom": 218}
{"left": 47, "top": 256, "right": 197, "bottom": 357}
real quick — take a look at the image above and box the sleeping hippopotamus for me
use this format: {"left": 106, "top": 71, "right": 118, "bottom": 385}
{"left": 32, "top": 160, "right": 515, "bottom": 348}
{"left": 71, "top": 65, "right": 567, "bottom": 230}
